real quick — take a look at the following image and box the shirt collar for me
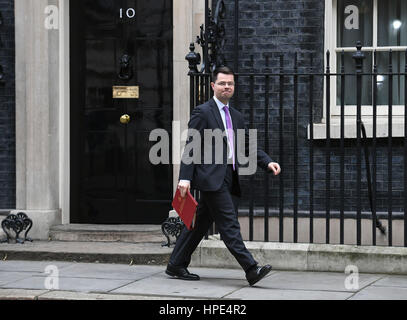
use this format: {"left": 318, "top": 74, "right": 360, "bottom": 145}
{"left": 213, "top": 96, "right": 229, "bottom": 112}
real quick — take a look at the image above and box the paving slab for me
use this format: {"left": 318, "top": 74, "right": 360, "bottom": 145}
{"left": 349, "top": 286, "right": 407, "bottom": 300}
{"left": 37, "top": 291, "right": 187, "bottom": 300}
{"left": 111, "top": 272, "right": 247, "bottom": 299}
{"left": 1, "top": 275, "right": 134, "bottom": 293}
{"left": 0, "top": 261, "right": 75, "bottom": 273}
{"left": 57, "top": 263, "right": 164, "bottom": 280}
{"left": 224, "top": 287, "right": 354, "bottom": 300}
{"left": 0, "top": 272, "right": 40, "bottom": 286}
{"left": 371, "top": 275, "right": 407, "bottom": 288}
{"left": 255, "top": 271, "right": 382, "bottom": 292}
{"left": 186, "top": 267, "right": 253, "bottom": 280}
{"left": 0, "top": 261, "right": 403, "bottom": 300}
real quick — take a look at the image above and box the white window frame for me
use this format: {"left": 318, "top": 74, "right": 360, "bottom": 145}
{"left": 312, "top": 0, "right": 406, "bottom": 139}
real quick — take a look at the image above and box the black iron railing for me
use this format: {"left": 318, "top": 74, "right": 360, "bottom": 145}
{"left": 186, "top": 41, "right": 407, "bottom": 247}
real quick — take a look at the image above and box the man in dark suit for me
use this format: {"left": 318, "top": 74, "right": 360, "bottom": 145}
{"left": 166, "top": 66, "right": 281, "bottom": 286}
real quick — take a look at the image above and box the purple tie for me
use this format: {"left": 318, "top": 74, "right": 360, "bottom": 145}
{"left": 223, "top": 106, "right": 235, "bottom": 170}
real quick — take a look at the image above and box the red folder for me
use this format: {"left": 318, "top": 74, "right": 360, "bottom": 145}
{"left": 172, "top": 189, "right": 198, "bottom": 230}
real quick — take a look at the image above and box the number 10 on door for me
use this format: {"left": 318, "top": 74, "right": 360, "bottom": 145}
{"left": 119, "top": 8, "right": 136, "bottom": 19}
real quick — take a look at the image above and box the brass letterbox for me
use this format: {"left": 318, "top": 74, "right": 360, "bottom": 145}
{"left": 113, "top": 86, "right": 139, "bottom": 99}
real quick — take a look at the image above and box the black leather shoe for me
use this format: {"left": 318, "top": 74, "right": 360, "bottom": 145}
{"left": 246, "top": 264, "right": 272, "bottom": 286}
{"left": 165, "top": 263, "right": 200, "bottom": 281}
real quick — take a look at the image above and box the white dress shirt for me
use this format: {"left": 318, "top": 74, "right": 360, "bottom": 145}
{"left": 213, "top": 96, "right": 233, "bottom": 160}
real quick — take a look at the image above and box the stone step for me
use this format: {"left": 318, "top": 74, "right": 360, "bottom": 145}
{"left": 49, "top": 224, "right": 165, "bottom": 243}
{"left": 0, "top": 241, "right": 172, "bottom": 265}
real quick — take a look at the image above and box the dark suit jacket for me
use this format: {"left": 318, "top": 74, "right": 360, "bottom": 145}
{"left": 179, "top": 98, "right": 274, "bottom": 197}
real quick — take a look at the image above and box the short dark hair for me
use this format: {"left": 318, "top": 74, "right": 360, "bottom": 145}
{"left": 212, "top": 66, "right": 234, "bottom": 83}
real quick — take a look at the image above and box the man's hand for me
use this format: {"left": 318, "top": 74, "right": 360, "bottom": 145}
{"left": 177, "top": 180, "right": 191, "bottom": 198}
{"left": 268, "top": 162, "right": 281, "bottom": 176}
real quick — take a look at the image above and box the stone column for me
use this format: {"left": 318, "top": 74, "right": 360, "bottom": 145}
{"left": 168, "top": 0, "right": 206, "bottom": 222}
{"left": 172, "top": 0, "right": 206, "bottom": 195}
{"left": 14, "top": 0, "right": 61, "bottom": 239}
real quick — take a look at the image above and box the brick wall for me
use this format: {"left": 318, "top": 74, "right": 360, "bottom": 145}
{"left": 0, "top": 0, "right": 15, "bottom": 208}
{"left": 217, "top": 0, "right": 404, "bottom": 213}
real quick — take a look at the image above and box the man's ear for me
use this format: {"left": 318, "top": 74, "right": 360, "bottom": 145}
{"left": 210, "top": 82, "right": 215, "bottom": 90}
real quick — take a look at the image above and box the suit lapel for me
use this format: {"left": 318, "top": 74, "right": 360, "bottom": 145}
{"left": 229, "top": 105, "right": 238, "bottom": 157}
{"left": 229, "top": 105, "right": 238, "bottom": 132}
{"left": 229, "top": 105, "right": 240, "bottom": 172}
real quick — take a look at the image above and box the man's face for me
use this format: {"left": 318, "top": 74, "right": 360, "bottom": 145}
{"left": 211, "top": 73, "right": 235, "bottom": 103}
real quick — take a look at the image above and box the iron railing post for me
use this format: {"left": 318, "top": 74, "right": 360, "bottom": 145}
{"left": 309, "top": 53, "right": 314, "bottom": 244}
{"left": 388, "top": 49, "right": 393, "bottom": 246}
{"left": 279, "top": 55, "right": 285, "bottom": 242}
{"left": 264, "top": 56, "right": 270, "bottom": 242}
{"left": 352, "top": 41, "right": 365, "bottom": 246}
{"left": 249, "top": 55, "right": 254, "bottom": 241}
{"left": 340, "top": 50, "right": 345, "bottom": 244}
{"left": 325, "top": 50, "right": 331, "bottom": 244}
{"left": 293, "top": 53, "right": 298, "bottom": 243}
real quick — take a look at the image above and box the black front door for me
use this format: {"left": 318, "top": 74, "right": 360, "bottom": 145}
{"left": 70, "top": 0, "right": 173, "bottom": 224}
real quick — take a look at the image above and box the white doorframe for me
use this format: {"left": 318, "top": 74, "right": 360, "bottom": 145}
{"left": 59, "top": 0, "right": 70, "bottom": 224}
{"left": 60, "top": 0, "right": 201, "bottom": 223}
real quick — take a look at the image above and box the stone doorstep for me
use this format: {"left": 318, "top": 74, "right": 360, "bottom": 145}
{"left": 0, "top": 250, "right": 171, "bottom": 266}
{"left": 49, "top": 224, "right": 163, "bottom": 232}
{"left": 190, "top": 240, "right": 407, "bottom": 275}
{"left": 0, "top": 240, "right": 173, "bottom": 265}
{"left": 48, "top": 224, "right": 165, "bottom": 243}
{"left": 48, "top": 231, "right": 165, "bottom": 243}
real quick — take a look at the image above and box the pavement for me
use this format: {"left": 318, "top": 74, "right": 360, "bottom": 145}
{"left": 0, "top": 259, "right": 407, "bottom": 301}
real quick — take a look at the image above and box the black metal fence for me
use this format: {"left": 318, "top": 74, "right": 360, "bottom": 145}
{"left": 186, "top": 41, "right": 407, "bottom": 247}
